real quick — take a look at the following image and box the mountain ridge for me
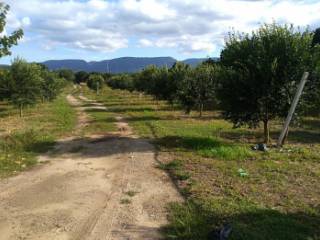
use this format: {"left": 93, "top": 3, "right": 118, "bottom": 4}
{"left": 42, "top": 57, "right": 217, "bottom": 73}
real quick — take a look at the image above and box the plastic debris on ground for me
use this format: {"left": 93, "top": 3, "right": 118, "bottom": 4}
{"left": 251, "top": 143, "right": 268, "bottom": 152}
{"left": 238, "top": 168, "right": 249, "bottom": 177}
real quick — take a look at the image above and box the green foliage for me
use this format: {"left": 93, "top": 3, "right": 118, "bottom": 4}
{"left": 8, "top": 58, "right": 44, "bottom": 116}
{"left": 57, "top": 69, "right": 75, "bottom": 82}
{"left": 219, "top": 23, "right": 318, "bottom": 143}
{"left": 167, "top": 62, "right": 190, "bottom": 103}
{"left": 83, "top": 86, "right": 320, "bottom": 240}
{"left": 0, "top": 68, "right": 10, "bottom": 100}
{"left": 0, "top": 95, "right": 76, "bottom": 177}
{"left": 164, "top": 201, "right": 212, "bottom": 240}
{"left": 1, "top": 59, "right": 67, "bottom": 116}
{"left": 150, "top": 66, "right": 170, "bottom": 100}
{"left": 40, "top": 71, "right": 66, "bottom": 101}
{"left": 87, "top": 74, "right": 104, "bottom": 92}
{"left": 75, "top": 71, "right": 89, "bottom": 83}
{"left": 133, "top": 65, "right": 158, "bottom": 93}
{"left": 107, "top": 74, "right": 134, "bottom": 91}
{"left": 312, "top": 27, "right": 320, "bottom": 47}
{"left": 177, "top": 63, "right": 219, "bottom": 116}
{"left": 0, "top": 3, "right": 23, "bottom": 58}
{"left": 158, "top": 160, "right": 182, "bottom": 171}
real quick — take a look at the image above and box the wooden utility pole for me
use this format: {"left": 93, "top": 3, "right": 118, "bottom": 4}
{"left": 277, "top": 72, "right": 309, "bottom": 147}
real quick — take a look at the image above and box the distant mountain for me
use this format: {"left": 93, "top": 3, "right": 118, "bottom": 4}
{"left": 43, "top": 60, "right": 90, "bottom": 72}
{"left": 182, "top": 58, "right": 208, "bottom": 67}
{"left": 0, "top": 64, "right": 10, "bottom": 70}
{"left": 42, "top": 57, "right": 215, "bottom": 73}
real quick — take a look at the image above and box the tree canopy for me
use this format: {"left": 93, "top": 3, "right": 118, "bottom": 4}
{"left": 8, "top": 58, "right": 44, "bottom": 116}
{"left": 0, "top": 3, "right": 23, "bottom": 58}
{"left": 219, "top": 23, "right": 318, "bottom": 143}
{"left": 87, "top": 74, "right": 104, "bottom": 94}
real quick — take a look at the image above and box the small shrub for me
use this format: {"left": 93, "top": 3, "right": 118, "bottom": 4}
{"left": 158, "top": 160, "right": 182, "bottom": 170}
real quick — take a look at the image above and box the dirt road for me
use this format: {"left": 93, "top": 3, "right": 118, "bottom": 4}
{"left": 0, "top": 95, "right": 182, "bottom": 240}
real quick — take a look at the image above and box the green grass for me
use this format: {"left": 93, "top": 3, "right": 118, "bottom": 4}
{"left": 83, "top": 108, "right": 116, "bottom": 134}
{"left": 120, "top": 198, "right": 132, "bottom": 204}
{"left": 83, "top": 86, "right": 320, "bottom": 240}
{"left": 125, "top": 190, "right": 138, "bottom": 197}
{"left": 73, "top": 89, "right": 117, "bottom": 135}
{"left": 0, "top": 94, "right": 77, "bottom": 177}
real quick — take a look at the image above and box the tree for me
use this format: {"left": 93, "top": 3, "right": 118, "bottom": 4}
{"left": 87, "top": 74, "right": 104, "bottom": 94}
{"left": 41, "top": 71, "right": 65, "bottom": 101}
{"left": 75, "top": 71, "right": 89, "bottom": 84}
{"left": 133, "top": 65, "right": 158, "bottom": 93}
{"left": 312, "top": 27, "right": 320, "bottom": 47}
{"left": 219, "top": 23, "right": 317, "bottom": 143}
{"left": 0, "top": 3, "right": 23, "bottom": 58}
{"left": 8, "top": 58, "right": 43, "bottom": 117}
{"left": 150, "top": 67, "right": 170, "bottom": 100}
{"left": 107, "top": 74, "right": 134, "bottom": 91}
{"left": 166, "top": 62, "right": 190, "bottom": 103}
{"left": 177, "top": 64, "right": 219, "bottom": 116}
{"left": 57, "top": 69, "right": 75, "bottom": 82}
{"left": 0, "top": 68, "right": 10, "bottom": 100}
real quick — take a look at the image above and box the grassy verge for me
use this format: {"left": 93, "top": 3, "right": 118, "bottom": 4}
{"left": 0, "top": 93, "right": 77, "bottom": 177}
{"left": 83, "top": 86, "right": 320, "bottom": 240}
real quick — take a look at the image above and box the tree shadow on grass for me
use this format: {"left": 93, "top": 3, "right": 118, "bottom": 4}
{"left": 221, "top": 128, "right": 320, "bottom": 144}
{"left": 285, "top": 129, "right": 320, "bottom": 144}
{"left": 220, "top": 131, "right": 261, "bottom": 144}
{"left": 103, "top": 101, "right": 157, "bottom": 107}
{"left": 163, "top": 201, "right": 320, "bottom": 240}
{"left": 126, "top": 115, "right": 179, "bottom": 123}
{"left": 300, "top": 118, "right": 320, "bottom": 131}
{"left": 0, "top": 106, "right": 11, "bottom": 118}
{"left": 106, "top": 106, "right": 156, "bottom": 113}
{"left": 155, "top": 136, "right": 222, "bottom": 151}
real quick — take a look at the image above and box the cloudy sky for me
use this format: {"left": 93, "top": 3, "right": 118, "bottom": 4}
{"left": 1, "top": 0, "right": 320, "bottom": 64}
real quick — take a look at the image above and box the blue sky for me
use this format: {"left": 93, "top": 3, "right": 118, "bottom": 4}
{"left": 1, "top": 0, "right": 320, "bottom": 64}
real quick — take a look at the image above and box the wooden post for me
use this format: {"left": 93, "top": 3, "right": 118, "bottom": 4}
{"left": 277, "top": 72, "right": 309, "bottom": 147}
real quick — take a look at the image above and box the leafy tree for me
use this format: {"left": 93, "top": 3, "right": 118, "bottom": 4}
{"left": 177, "top": 64, "right": 219, "bottom": 116}
{"left": 167, "top": 62, "right": 190, "bottom": 103}
{"left": 312, "top": 27, "right": 320, "bottom": 47}
{"left": 57, "top": 69, "right": 75, "bottom": 82}
{"left": 8, "top": 58, "right": 43, "bottom": 117}
{"left": 87, "top": 74, "right": 104, "bottom": 94}
{"left": 40, "top": 71, "right": 65, "bottom": 101}
{"left": 107, "top": 74, "right": 134, "bottom": 91}
{"left": 75, "top": 71, "right": 89, "bottom": 84}
{"left": 203, "top": 58, "right": 218, "bottom": 66}
{"left": 0, "top": 3, "right": 23, "bottom": 58}
{"left": 0, "top": 68, "right": 10, "bottom": 100}
{"left": 133, "top": 65, "right": 158, "bottom": 93}
{"left": 150, "top": 67, "right": 170, "bottom": 100}
{"left": 219, "top": 23, "right": 317, "bottom": 143}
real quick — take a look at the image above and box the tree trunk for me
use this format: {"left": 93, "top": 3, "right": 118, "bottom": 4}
{"left": 199, "top": 103, "right": 203, "bottom": 117}
{"left": 19, "top": 104, "right": 23, "bottom": 118}
{"left": 263, "top": 120, "right": 269, "bottom": 144}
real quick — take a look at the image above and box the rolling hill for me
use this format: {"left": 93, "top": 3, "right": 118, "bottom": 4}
{"left": 42, "top": 57, "right": 217, "bottom": 73}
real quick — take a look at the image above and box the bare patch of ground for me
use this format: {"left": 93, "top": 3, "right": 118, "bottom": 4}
{"left": 0, "top": 94, "right": 182, "bottom": 240}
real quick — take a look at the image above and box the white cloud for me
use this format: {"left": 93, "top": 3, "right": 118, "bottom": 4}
{"left": 21, "top": 17, "right": 31, "bottom": 27}
{"left": 4, "top": 0, "right": 320, "bottom": 55}
{"left": 139, "top": 39, "right": 154, "bottom": 47}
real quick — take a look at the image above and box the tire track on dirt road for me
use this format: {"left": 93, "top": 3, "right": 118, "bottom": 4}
{"left": 0, "top": 94, "right": 182, "bottom": 240}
